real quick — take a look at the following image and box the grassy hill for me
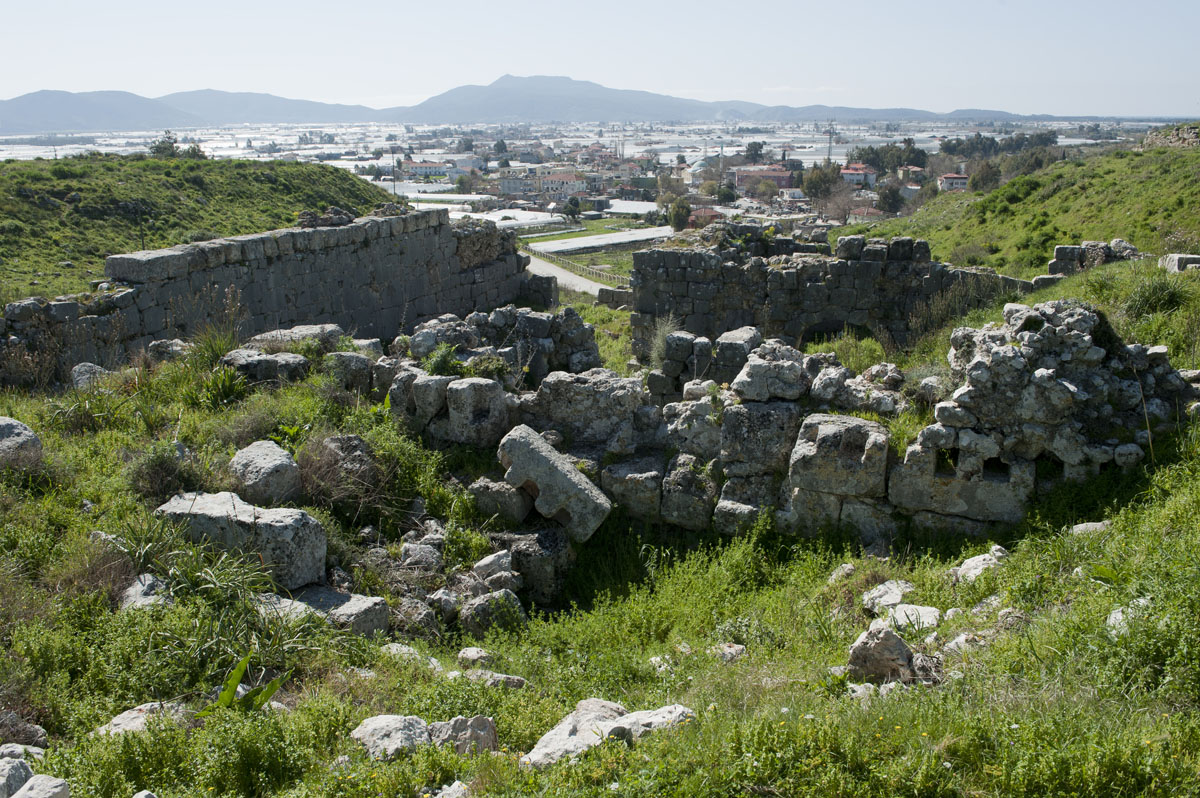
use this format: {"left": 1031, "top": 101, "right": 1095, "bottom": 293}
{"left": 0, "top": 155, "right": 392, "bottom": 304}
{"left": 0, "top": 264, "right": 1198, "bottom": 795}
{"left": 844, "top": 147, "right": 1200, "bottom": 278}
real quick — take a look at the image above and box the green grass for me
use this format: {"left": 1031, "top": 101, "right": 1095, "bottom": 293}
{"left": 842, "top": 147, "right": 1200, "bottom": 278}
{"left": 522, "top": 218, "right": 651, "bottom": 244}
{"left": 5, "top": 219, "right": 1200, "bottom": 794}
{"left": 0, "top": 154, "right": 392, "bottom": 304}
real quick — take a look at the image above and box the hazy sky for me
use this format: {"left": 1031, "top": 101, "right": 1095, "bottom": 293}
{"left": 3, "top": 0, "right": 1196, "bottom": 116}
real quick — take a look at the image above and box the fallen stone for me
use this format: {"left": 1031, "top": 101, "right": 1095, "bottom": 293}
{"left": 399, "top": 542, "right": 443, "bottom": 572}
{"left": 0, "top": 715, "right": 45, "bottom": 749}
{"left": 886, "top": 604, "right": 941, "bottom": 631}
{"left": 1107, "top": 597, "right": 1152, "bottom": 636}
{"left": 219, "top": 349, "right": 309, "bottom": 383}
{"left": 468, "top": 477, "right": 532, "bottom": 524}
{"left": 520, "top": 698, "right": 692, "bottom": 769}
{"left": 228, "top": 441, "right": 300, "bottom": 505}
{"left": 92, "top": 701, "right": 188, "bottom": 735}
{"left": 711, "top": 642, "right": 746, "bottom": 662}
{"left": 293, "top": 586, "right": 389, "bottom": 636}
{"left": 459, "top": 589, "right": 528, "bottom": 638}
{"left": 472, "top": 551, "right": 512, "bottom": 581}
{"left": 949, "top": 545, "right": 1008, "bottom": 583}
{"left": 247, "top": 324, "right": 345, "bottom": 351}
{"left": 10, "top": 775, "right": 69, "bottom": 798}
{"left": 350, "top": 715, "right": 430, "bottom": 759}
{"left": 0, "top": 746, "right": 42, "bottom": 762}
{"left": 0, "top": 418, "right": 42, "bottom": 472}
{"left": 828, "top": 563, "right": 856, "bottom": 584}
{"left": 497, "top": 425, "right": 611, "bottom": 542}
{"left": 462, "top": 669, "right": 527, "bottom": 689}
{"left": 322, "top": 351, "right": 373, "bottom": 394}
{"left": 429, "top": 715, "right": 498, "bottom": 755}
{"left": 119, "top": 573, "right": 169, "bottom": 610}
{"left": 0, "top": 759, "right": 33, "bottom": 798}
{"left": 861, "top": 580, "right": 915, "bottom": 614}
{"left": 490, "top": 528, "right": 575, "bottom": 606}
{"left": 71, "top": 362, "right": 110, "bottom": 389}
{"left": 155, "top": 492, "right": 326, "bottom": 590}
{"left": 847, "top": 628, "right": 914, "bottom": 683}
{"left": 457, "top": 647, "right": 491, "bottom": 668}
{"left": 380, "top": 643, "right": 443, "bottom": 673}
{"left": 1070, "top": 520, "right": 1112, "bottom": 535}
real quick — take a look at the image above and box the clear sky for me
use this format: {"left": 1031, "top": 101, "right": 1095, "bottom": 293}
{"left": 2, "top": 0, "right": 1196, "bottom": 117}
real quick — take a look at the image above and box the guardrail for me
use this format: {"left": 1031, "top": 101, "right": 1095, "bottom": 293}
{"left": 520, "top": 244, "right": 625, "bottom": 287}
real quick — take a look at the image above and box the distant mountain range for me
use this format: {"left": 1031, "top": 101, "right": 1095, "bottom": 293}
{"left": 0, "top": 75, "right": 1161, "bottom": 134}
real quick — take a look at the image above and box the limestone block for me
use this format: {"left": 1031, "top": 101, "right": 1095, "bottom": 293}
{"left": 93, "top": 701, "right": 188, "bottom": 735}
{"left": 247, "top": 324, "right": 345, "bottom": 351}
{"left": 322, "top": 351, "right": 373, "bottom": 394}
{"left": 351, "top": 715, "right": 430, "bottom": 759}
{"left": 429, "top": 715, "right": 498, "bottom": 755}
{"left": 119, "top": 574, "right": 169, "bottom": 611}
{"left": 600, "top": 456, "right": 664, "bottom": 522}
{"left": 10, "top": 775, "right": 69, "bottom": 798}
{"left": 468, "top": 477, "right": 533, "bottom": 523}
{"left": 220, "top": 349, "right": 309, "bottom": 383}
{"left": 887, "top": 444, "right": 1034, "bottom": 523}
{"left": 155, "top": 492, "right": 326, "bottom": 590}
{"left": 660, "top": 453, "right": 718, "bottom": 531}
{"left": 520, "top": 699, "right": 692, "bottom": 769}
{"left": 0, "top": 759, "right": 32, "bottom": 798}
{"left": 497, "top": 425, "right": 611, "bottom": 542}
{"left": 430, "top": 378, "right": 511, "bottom": 447}
{"left": 0, "top": 417, "right": 42, "bottom": 472}
{"left": 491, "top": 528, "right": 574, "bottom": 606}
{"left": 720, "top": 401, "right": 802, "bottom": 476}
{"left": 458, "top": 589, "right": 528, "bottom": 638}
{"left": 228, "top": 440, "right": 300, "bottom": 505}
{"left": 848, "top": 628, "right": 914, "bottom": 683}
{"left": 787, "top": 414, "right": 889, "bottom": 498}
{"left": 292, "top": 586, "right": 389, "bottom": 636}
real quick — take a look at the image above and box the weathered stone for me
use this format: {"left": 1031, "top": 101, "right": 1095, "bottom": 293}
{"left": 518, "top": 369, "right": 648, "bottom": 452}
{"left": 293, "top": 586, "right": 390, "bottom": 636}
{"left": 9, "top": 775, "right": 69, "bottom": 798}
{"left": 228, "top": 440, "right": 300, "bottom": 505}
{"left": 861, "top": 580, "right": 915, "bottom": 614}
{"left": 0, "top": 418, "right": 41, "bottom": 472}
{"left": 93, "top": 701, "right": 188, "bottom": 736}
{"left": 429, "top": 715, "right": 498, "bottom": 755}
{"left": 155, "top": 492, "right": 326, "bottom": 590}
{"left": 720, "top": 401, "right": 802, "bottom": 476}
{"left": 497, "top": 425, "right": 611, "bottom": 542}
{"left": 351, "top": 715, "right": 430, "bottom": 759}
{"left": 787, "top": 414, "right": 889, "bottom": 498}
{"left": 247, "top": 324, "right": 344, "bottom": 352}
{"left": 399, "top": 542, "right": 443, "bottom": 571}
{"left": 730, "top": 340, "right": 810, "bottom": 401}
{"left": 469, "top": 477, "right": 532, "bottom": 524}
{"left": 381, "top": 643, "right": 443, "bottom": 673}
{"left": 119, "top": 573, "right": 169, "bottom": 610}
{"left": 457, "top": 647, "right": 491, "bottom": 668}
{"left": 886, "top": 604, "right": 941, "bottom": 631}
{"left": 0, "top": 715, "right": 45, "bottom": 749}
{"left": 462, "top": 669, "right": 528, "bottom": 689}
{"left": 948, "top": 545, "right": 1008, "bottom": 583}
{"left": 70, "top": 362, "right": 110, "bottom": 389}
{"left": 660, "top": 453, "right": 717, "bottom": 531}
{"left": 391, "top": 597, "right": 441, "bottom": 639}
{"left": 520, "top": 699, "right": 693, "bottom": 769}
{"left": 848, "top": 627, "right": 914, "bottom": 683}
{"left": 490, "top": 528, "right": 574, "bottom": 606}
{"left": 0, "top": 759, "right": 32, "bottom": 798}
{"left": 459, "top": 589, "right": 528, "bottom": 638}
{"left": 429, "top": 377, "right": 512, "bottom": 447}
{"left": 472, "top": 550, "right": 512, "bottom": 581}
{"left": 322, "top": 351, "right": 373, "bottom": 394}
{"left": 220, "top": 349, "right": 309, "bottom": 382}
{"left": 600, "top": 457, "right": 664, "bottom": 521}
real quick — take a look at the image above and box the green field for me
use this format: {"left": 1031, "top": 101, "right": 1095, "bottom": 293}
{"left": 843, "top": 147, "right": 1200, "bottom": 278}
{"left": 0, "top": 155, "right": 391, "bottom": 304}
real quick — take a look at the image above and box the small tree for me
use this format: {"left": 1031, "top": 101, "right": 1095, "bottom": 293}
{"left": 668, "top": 197, "right": 691, "bottom": 231}
{"left": 876, "top": 183, "right": 904, "bottom": 213}
{"left": 699, "top": 180, "right": 720, "bottom": 197}
{"left": 754, "top": 179, "right": 779, "bottom": 203}
{"left": 745, "top": 141, "right": 765, "bottom": 164}
{"left": 148, "top": 130, "right": 180, "bottom": 158}
{"left": 969, "top": 160, "right": 1001, "bottom": 192}
{"left": 493, "top": 139, "right": 508, "bottom": 154}
{"left": 717, "top": 184, "right": 738, "bottom": 204}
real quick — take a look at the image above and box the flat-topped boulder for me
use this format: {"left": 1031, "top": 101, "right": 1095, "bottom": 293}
{"left": 228, "top": 440, "right": 300, "bottom": 505}
{"left": 155, "top": 492, "right": 326, "bottom": 590}
{"left": 246, "top": 324, "right": 345, "bottom": 351}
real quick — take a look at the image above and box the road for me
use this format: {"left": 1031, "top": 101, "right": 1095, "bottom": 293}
{"left": 525, "top": 255, "right": 609, "bottom": 297}
{"left": 528, "top": 226, "right": 673, "bottom": 254}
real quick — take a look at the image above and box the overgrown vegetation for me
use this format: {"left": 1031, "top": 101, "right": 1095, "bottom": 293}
{"left": 843, "top": 147, "right": 1200, "bottom": 278}
{"left": 0, "top": 155, "right": 391, "bottom": 303}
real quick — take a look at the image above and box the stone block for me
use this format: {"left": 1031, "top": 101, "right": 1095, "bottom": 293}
{"left": 788, "top": 414, "right": 890, "bottom": 498}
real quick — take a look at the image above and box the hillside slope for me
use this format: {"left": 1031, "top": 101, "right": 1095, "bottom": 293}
{"left": 0, "top": 156, "right": 391, "bottom": 303}
{"left": 845, "top": 147, "right": 1200, "bottom": 277}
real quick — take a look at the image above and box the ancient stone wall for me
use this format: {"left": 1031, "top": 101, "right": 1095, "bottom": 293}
{"left": 1, "top": 210, "right": 532, "bottom": 383}
{"left": 629, "top": 235, "right": 1038, "bottom": 364}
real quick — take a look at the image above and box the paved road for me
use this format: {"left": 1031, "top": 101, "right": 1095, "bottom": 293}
{"left": 525, "top": 255, "right": 608, "bottom": 297}
{"left": 528, "top": 226, "right": 673, "bottom": 254}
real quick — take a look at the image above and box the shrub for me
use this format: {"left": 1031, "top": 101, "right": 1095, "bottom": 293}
{"left": 648, "top": 312, "right": 681, "bottom": 371}
{"left": 1121, "top": 271, "right": 1193, "bottom": 319}
{"left": 422, "top": 342, "right": 465, "bottom": 377}
{"left": 127, "top": 441, "right": 205, "bottom": 503}
{"left": 181, "top": 366, "right": 249, "bottom": 411}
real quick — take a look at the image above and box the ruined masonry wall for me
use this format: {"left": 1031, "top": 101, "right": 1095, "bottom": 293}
{"left": 1, "top": 209, "right": 530, "bottom": 379}
{"left": 629, "top": 237, "right": 1036, "bottom": 359}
